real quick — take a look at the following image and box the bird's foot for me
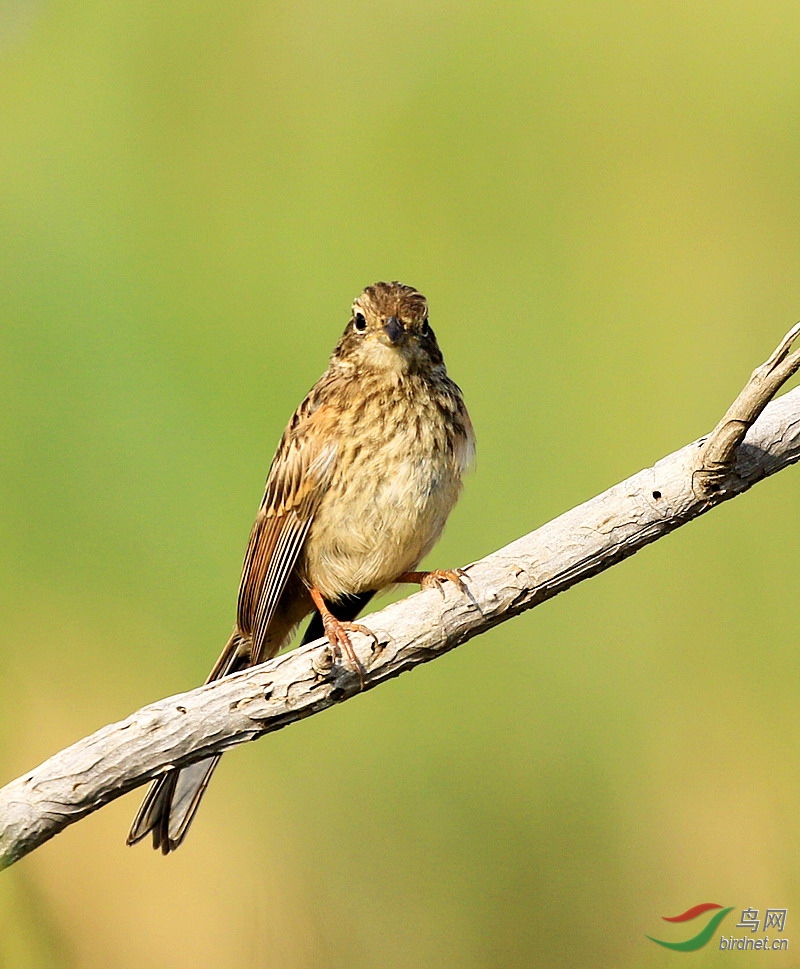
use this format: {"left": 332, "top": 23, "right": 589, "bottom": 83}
{"left": 323, "top": 616, "right": 376, "bottom": 688}
{"left": 309, "top": 586, "right": 376, "bottom": 689}
{"left": 398, "top": 568, "right": 468, "bottom": 596}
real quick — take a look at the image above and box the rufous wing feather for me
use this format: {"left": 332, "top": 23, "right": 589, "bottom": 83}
{"left": 236, "top": 401, "right": 338, "bottom": 665}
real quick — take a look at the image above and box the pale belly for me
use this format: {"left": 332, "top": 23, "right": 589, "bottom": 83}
{"left": 300, "top": 446, "right": 462, "bottom": 600}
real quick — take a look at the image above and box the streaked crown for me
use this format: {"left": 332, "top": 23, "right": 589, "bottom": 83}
{"left": 353, "top": 281, "right": 429, "bottom": 328}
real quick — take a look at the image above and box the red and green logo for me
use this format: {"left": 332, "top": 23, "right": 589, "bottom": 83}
{"left": 647, "top": 903, "right": 734, "bottom": 951}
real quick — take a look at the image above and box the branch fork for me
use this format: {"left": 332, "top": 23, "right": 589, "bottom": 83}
{"left": 693, "top": 322, "right": 800, "bottom": 498}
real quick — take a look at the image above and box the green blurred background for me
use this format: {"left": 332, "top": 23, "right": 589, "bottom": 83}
{"left": 1, "top": 1, "right": 799, "bottom": 966}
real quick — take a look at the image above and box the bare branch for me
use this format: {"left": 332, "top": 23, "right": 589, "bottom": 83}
{"left": 694, "top": 322, "right": 800, "bottom": 496}
{"left": 2, "top": 330, "right": 800, "bottom": 870}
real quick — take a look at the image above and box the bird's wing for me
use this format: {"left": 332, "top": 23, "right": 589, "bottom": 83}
{"left": 237, "top": 399, "right": 339, "bottom": 665}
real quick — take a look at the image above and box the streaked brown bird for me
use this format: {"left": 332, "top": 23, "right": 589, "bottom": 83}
{"left": 127, "top": 281, "right": 475, "bottom": 852}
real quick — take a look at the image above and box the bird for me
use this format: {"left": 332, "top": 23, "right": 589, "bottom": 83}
{"left": 127, "top": 281, "right": 475, "bottom": 853}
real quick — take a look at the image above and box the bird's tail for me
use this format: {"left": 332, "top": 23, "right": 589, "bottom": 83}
{"left": 128, "top": 593, "right": 374, "bottom": 852}
{"left": 126, "top": 631, "right": 246, "bottom": 854}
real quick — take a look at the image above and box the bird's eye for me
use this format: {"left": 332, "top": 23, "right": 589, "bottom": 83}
{"left": 421, "top": 318, "right": 431, "bottom": 336}
{"left": 354, "top": 313, "right": 367, "bottom": 332}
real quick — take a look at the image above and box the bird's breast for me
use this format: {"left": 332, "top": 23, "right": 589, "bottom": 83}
{"left": 300, "top": 400, "right": 466, "bottom": 599}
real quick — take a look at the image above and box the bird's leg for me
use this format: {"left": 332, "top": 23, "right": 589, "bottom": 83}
{"left": 308, "top": 586, "right": 376, "bottom": 687}
{"left": 397, "top": 569, "right": 468, "bottom": 595}
{"left": 398, "top": 568, "right": 481, "bottom": 612}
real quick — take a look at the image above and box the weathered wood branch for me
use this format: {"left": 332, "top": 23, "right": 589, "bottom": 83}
{"left": 693, "top": 321, "right": 800, "bottom": 496}
{"left": 1, "top": 328, "right": 799, "bottom": 870}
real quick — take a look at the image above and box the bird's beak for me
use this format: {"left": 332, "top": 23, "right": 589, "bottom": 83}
{"left": 382, "top": 316, "right": 406, "bottom": 346}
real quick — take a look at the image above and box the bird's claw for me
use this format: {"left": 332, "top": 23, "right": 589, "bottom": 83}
{"left": 418, "top": 567, "right": 468, "bottom": 596}
{"left": 321, "top": 616, "right": 376, "bottom": 689}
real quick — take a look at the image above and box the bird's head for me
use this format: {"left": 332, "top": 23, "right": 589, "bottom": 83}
{"left": 333, "top": 281, "right": 444, "bottom": 375}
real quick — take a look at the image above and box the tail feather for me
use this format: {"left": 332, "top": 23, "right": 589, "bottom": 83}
{"left": 127, "top": 755, "right": 223, "bottom": 853}
{"left": 128, "top": 593, "right": 375, "bottom": 853}
{"left": 126, "top": 632, "right": 245, "bottom": 853}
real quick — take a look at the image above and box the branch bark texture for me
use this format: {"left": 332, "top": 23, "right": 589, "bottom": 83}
{"left": 2, "top": 342, "right": 799, "bottom": 869}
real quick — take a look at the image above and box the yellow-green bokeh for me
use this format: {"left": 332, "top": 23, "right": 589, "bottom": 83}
{"left": 1, "top": 2, "right": 799, "bottom": 967}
